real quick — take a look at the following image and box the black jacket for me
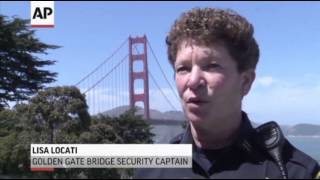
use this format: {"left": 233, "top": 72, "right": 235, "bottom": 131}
{"left": 134, "top": 112, "right": 320, "bottom": 179}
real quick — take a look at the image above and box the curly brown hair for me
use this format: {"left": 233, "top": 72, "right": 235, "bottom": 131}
{"left": 166, "top": 7, "right": 259, "bottom": 72}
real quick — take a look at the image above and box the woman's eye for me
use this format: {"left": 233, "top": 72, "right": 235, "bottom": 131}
{"left": 205, "top": 63, "right": 221, "bottom": 71}
{"left": 176, "top": 66, "right": 190, "bottom": 74}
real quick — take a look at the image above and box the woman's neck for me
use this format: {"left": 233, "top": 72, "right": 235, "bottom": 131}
{"left": 190, "top": 112, "right": 242, "bottom": 150}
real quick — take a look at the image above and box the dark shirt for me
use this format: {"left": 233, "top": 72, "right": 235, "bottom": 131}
{"left": 134, "top": 112, "right": 320, "bottom": 179}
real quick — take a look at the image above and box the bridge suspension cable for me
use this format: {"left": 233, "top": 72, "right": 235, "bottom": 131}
{"left": 77, "top": 36, "right": 181, "bottom": 115}
{"left": 75, "top": 38, "right": 128, "bottom": 86}
{"left": 148, "top": 70, "right": 178, "bottom": 111}
{"left": 83, "top": 54, "right": 128, "bottom": 94}
{"left": 133, "top": 43, "right": 179, "bottom": 111}
{"left": 147, "top": 39, "right": 180, "bottom": 103}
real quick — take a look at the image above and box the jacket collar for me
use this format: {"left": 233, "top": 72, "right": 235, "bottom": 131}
{"left": 180, "top": 111, "right": 255, "bottom": 153}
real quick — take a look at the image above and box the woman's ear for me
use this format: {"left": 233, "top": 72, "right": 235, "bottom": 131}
{"left": 240, "top": 69, "right": 256, "bottom": 96}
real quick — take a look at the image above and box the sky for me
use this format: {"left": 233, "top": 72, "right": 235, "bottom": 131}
{"left": 1, "top": 1, "right": 320, "bottom": 125}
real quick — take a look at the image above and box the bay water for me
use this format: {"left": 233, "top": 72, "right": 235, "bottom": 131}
{"left": 287, "top": 136, "right": 320, "bottom": 163}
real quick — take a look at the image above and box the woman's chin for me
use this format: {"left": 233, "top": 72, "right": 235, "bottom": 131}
{"left": 187, "top": 112, "right": 205, "bottom": 124}
{"left": 183, "top": 105, "right": 209, "bottom": 124}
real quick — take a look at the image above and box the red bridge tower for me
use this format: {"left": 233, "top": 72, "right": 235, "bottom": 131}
{"left": 128, "top": 35, "right": 150, "bottom": 120}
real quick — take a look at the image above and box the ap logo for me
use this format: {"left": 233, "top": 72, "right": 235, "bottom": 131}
{"left": 31, "top": 1, "right": 54, "bottom": 28}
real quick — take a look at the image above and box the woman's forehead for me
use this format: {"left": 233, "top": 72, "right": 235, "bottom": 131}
{"left": 176, "top": 41, "right": 227, "bottom": 62}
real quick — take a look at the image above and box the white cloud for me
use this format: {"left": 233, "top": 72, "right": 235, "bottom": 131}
{"left": 243, "top": 75, "right": 320, "bottom": 125}
{"left": 255, "top": 76, "right": 275, "bottom": 87}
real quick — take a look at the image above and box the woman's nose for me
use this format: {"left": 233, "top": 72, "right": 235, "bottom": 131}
{"left": 187, "top": 67, "right": 205, "bottom": 90}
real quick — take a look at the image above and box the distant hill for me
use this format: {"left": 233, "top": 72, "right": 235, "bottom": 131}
{"left": 101, "top": 106, "right": 320, "bottom": 136}
{"left": 286, "top": 124, "right": 320, "bottom": 136}
{"left": 101, "top": 105, "right": 185, "bottom": 121}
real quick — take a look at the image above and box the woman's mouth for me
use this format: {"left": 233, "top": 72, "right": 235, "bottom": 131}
{"left": 186, "top": 97, "right": 209, "bottom": 106}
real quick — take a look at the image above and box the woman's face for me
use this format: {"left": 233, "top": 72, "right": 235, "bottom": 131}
{"left": 174, "top": 40, "right": 254, "bottom": 128}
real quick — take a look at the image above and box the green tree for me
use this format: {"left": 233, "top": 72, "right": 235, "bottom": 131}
{"left": 113, "top": 109, "right": 154, "bottom": 144}
{"left": 52, "top": 109, "right": 155, "bottom": 179}
{"left": 0, "top": 15, "right": 58, "bottom": 109}
{"left": 90, "top": 109, "right": 155, "bottom": 178}
{"left": 0, "top": 87, "right": 155, "bottom": 179}
{"left": 19, "top": 86, "right": 91, "bottom": 143}
{"left": 0, "top": 109, "right": 20, "bottom": 174}
{"left": 0, "top": 86, "right": 91, "bottom": 177}
{"left": 91, "top": 108, "right": 155, "bottom": 144}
